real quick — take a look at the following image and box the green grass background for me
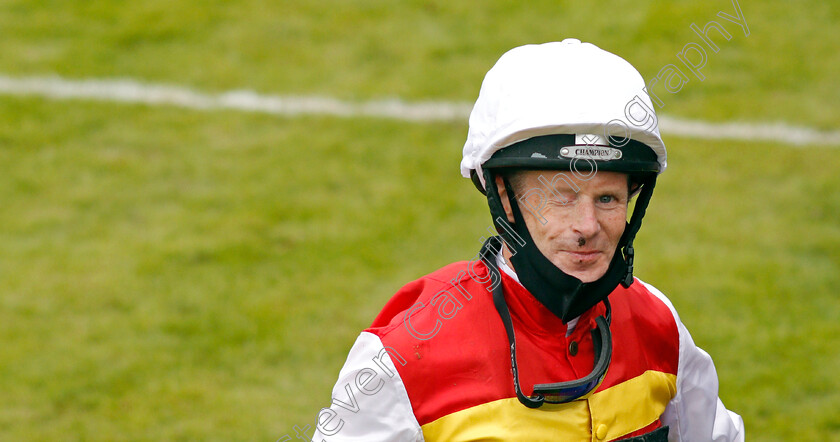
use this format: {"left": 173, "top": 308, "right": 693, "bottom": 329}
{"left": 1, "top": 0, "right": 838, "bottom": 440}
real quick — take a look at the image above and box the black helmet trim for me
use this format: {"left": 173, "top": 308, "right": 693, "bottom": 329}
{"left": 483, "top": 134, "right": 660, "bottom": 174}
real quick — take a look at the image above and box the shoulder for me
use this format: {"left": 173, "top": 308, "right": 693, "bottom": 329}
{"left": 607, "top": 278, "right": 682, "bottom": 375}
{"left": 361, "top": 260, "right": 513, "bottom": 427}
{"left": 634, "top": 278, "right": 681, "bottom": 320}
{"left": 613, "top": 277, "right": 681, "bottom": 326}
{"left": 368, "top": 260, "right": 492, "bottom": 331}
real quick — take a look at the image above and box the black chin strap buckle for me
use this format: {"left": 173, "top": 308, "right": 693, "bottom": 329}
{"left": 622, "top": 244, "right": 635, "bottom": 288}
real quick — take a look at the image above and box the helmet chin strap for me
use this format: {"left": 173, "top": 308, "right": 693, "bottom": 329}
{"left": 483, "top": 169, "right": 656, "bottom": 323}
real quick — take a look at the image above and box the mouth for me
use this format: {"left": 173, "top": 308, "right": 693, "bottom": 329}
{"left": 563, "top": 250, "right": 602, "bottom": 263}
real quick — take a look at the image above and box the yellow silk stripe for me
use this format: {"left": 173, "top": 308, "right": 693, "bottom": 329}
{"left": 421, "top": 370, "right": 677, "bottom": 441}
{"left": 589, "top": 370, "right": 677, "bottom": 441}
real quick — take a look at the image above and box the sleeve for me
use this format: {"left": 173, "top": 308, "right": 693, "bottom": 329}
{"left": 311, "top": 331, "right": 424, "bottom": 442}
{"left": 642, "top": 282, "right": 745, "bottom": 442}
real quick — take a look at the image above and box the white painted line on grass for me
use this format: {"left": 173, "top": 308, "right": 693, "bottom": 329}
{"left": 658, "top": 115, "right": 840, "bottom": 146}
{"left": 1, "top": 74, "right": 838, "bottom": 146}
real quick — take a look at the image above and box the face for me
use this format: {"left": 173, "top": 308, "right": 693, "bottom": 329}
{"left": 496, "top": 170, "right": 629, "bottom": 283}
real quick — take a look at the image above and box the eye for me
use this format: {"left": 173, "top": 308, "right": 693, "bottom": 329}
{"left": 598, "top": 195, "right": 615, "bottom": 204}
{"left": 548, "top": 191, "right": 576, "bottom": 206}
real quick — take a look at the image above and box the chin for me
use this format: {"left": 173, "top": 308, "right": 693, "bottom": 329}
{"left": 553, "top": 260, "right": 610, "bottom": 283}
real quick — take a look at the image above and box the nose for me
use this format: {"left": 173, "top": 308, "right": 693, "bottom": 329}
{"left": 571, "top": 198, "right": 601, "bottom": 239}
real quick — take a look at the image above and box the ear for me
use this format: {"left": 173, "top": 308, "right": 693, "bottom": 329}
{"left": 495, "top": 175, "right": 515, "bottom": 224}
{"left": 628, "top": 174, "right": 643, "bottom": 198}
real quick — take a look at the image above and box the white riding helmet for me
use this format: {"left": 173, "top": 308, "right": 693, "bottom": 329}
{"left": 461, "top": 39, "right": 667, "bottom": 191}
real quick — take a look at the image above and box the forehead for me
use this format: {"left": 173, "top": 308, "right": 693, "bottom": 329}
{"left": 517, "top": 169, "right": 629, "bottom": 190}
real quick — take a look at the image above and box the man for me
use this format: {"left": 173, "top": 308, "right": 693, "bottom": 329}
{"left": 312, "top": 40, "right": 744, "bottom": 441}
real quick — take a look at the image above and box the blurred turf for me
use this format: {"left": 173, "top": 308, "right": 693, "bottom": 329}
{"left": 2, "top": 95, "right": 839, "bottom": 440}
{"left": 1, "top": 0, "right": 839, "bottom": 440}
{"left": 0, "top": 0, "right": 837, "bottom": 127}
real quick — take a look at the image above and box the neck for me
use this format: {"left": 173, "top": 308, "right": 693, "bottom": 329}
{"left": 502, "top": 242, "right": 515, "bottom": 272}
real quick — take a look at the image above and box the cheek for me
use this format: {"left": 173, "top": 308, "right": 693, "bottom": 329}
{"left": 602, "top": 210, "right": 628, "bottom": 241}
{"left": 523, "top": 211, "right": 563, "bottom": 245}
